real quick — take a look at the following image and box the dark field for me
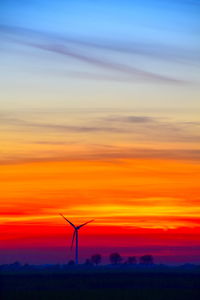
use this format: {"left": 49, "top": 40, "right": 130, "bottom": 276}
{"left": 0, "top": 270, "right": 200, "bottom": 300}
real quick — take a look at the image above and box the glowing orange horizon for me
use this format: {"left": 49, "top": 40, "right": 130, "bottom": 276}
{"left": 1, "top": 158, "right": 199, "bottom": 229}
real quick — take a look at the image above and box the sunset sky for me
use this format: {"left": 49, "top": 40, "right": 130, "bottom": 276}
{"left": 0, "top": 0, "right": 200, "bottom": 264}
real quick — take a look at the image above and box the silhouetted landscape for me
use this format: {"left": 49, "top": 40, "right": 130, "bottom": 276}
{"left": 1, "top": 255, "right": 200, "bottom": 300}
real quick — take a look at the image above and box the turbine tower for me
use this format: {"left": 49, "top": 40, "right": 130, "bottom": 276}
{"left": 60, "top": 214, "right": 94, "bottom": 265}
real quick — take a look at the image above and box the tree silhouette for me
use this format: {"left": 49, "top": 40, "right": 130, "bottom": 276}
{"left": 109, "top": 253, "right": 123, "bottom": 264}
{"left": 139, "top": 255, "right": 154, "bottom": 265}
{"left": 91, "top": 254, "right": 102, "bottom": 266}
{"left": 10, "top": 262, "right": 21, "bottom": 270}
{"left": 127, "top": 256, "right": 137, "bottom": 264}
{"left": 84, "top": 258, "right": 93, "bottom": 266}
{"left": 68, "top": 260, "right": 75, "bottom": 266}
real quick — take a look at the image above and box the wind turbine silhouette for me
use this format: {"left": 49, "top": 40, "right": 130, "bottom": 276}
{"left": 60, "top": 214, "right": 94, "bottom": 265}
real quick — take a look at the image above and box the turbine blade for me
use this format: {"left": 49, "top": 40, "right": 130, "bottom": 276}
{"left": 77, "top": 219, "right": 94, "bottom": 229}
{"left": 59, "top": 213, "right": 76, "bottom": 228}
{"left": 70, "top": 230, "right": 76, "bottom": 250}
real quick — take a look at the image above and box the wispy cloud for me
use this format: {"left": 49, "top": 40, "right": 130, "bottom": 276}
{"left": 1, "top": 111, "right": 200, "bottom": 166}
{"left": 0, "top": 116, "right": 124, "bottom": 133}
{"left": 0, "top": 25, "right": 189, "bottom": 84}
{"left": 1, "top": 24, "right": 199, "bottom": 63}
{"left": 0, "top": 147, "right": 200, "bottom": 166}
{"left": 1, "top": 112, "right": 200, "bottom": 142}
{"left": 105, "top": 115, "right": 156, "bottom": 123}
{"left": 104, "top": 114, "right": 200, "bottom": 143}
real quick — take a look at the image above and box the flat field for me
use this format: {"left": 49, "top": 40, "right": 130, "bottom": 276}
{"left": 0, "top": 270, "right": 200, "bottom": 300}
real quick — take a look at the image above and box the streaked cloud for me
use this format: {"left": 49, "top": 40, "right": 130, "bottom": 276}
{"left": 1, "top": 111, "right": 200, "bottom": 143}
{"left": 1, "top": 203, "right": 200, "bottom": 228}
{"left": 0, "top": 147, "right": 200, "bottom": 166}
{"left": 0, "top": 25, "right": 190, "bottom": 84}
{"left": 105, "top": 115, "right": 156, "bottom": 123}
{"left": 1, "top": 24, "right": 199, "bottom": 63}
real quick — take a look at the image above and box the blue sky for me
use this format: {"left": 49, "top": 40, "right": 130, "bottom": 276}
{"left": 1, "top": 0, "right": 199, "bottom": 42}
{"left": 0, "top": 0, "right": 199, "bottom": 112}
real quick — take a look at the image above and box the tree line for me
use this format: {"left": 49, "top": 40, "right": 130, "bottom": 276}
{"left": 68, "top": 253, "right": 154, "bottom": 266}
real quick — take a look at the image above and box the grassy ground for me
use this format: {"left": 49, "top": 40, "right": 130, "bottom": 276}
{"left": 0, "top": 271, "right": 200, "bottom": 300}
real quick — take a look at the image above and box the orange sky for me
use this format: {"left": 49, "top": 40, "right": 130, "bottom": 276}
{"left": 1, "top": 152, "right": 200, "bottom": 262}
{"left": 1, "top": 157, "right": 200, "bottom": 226}
{"left": 0, "top": 108, "right": 200, "bottom": 263}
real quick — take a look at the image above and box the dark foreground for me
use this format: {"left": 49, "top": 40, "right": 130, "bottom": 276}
{"left": 0, "top": 270, "right": 200, "bottom": 300}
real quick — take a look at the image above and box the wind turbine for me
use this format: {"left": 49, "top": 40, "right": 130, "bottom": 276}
{"left": 60, "top": 214, "right": 94, "bottom": 265}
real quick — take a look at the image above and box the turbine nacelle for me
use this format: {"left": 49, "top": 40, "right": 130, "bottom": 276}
{"left": 59, "top": 213, "right": 94, "bottom": 230}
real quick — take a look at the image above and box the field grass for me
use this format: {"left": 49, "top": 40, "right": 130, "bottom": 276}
{"left": 0, "top": 270, "right": 200, "bottom": 300}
